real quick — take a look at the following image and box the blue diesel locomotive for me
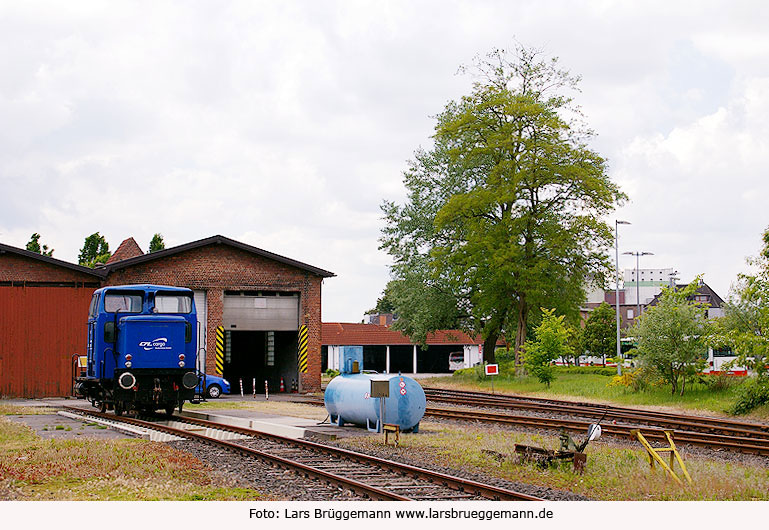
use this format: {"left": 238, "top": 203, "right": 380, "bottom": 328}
{"left": 76, "top": 284, "right": 200, "bottom": 416}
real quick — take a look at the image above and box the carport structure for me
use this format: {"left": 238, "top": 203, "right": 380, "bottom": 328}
{"left": 321, "top": 322, "right": 485, "bottom": 375}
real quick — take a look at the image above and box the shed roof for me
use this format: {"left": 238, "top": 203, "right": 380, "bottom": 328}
{"left": 104, "top": 234, "right": 335, "bottom": 277}
{"left": 322, "top": 322, "right": 488, "bottom": 346}
{"left": 0, "top": 242, "right": 104, "bottom": 278}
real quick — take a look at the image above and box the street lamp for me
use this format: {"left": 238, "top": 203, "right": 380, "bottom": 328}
{"left": 623, "top": 251, "right": 654, "bottom": 322}
{"left": 615, "top": 220, "right": 630, "bottom": 376}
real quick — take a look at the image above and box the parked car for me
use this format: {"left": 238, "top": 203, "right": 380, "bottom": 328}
{"left": 448, "top": 351, "right": 465, "bottom": 371}
{"left": 197, "top": 373, "right": 230, "bottom": 398}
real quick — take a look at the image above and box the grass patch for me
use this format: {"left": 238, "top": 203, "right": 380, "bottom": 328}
{"left": 424, "top": 371, "right": 750, "bottom": 417}
{"left": 0, "top": 417, "right": 264, "bottom": 500}
{"left": 0, "top": 404, "right": 55, "bottom": 416}
{"left": 337, "top": 421, "right": 769, "bottom": 501}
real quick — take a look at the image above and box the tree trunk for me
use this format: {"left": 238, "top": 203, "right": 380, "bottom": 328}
{"left": 680, "top": 372, "right": 686, "bottom": 396}
{"left": 514, "top": 295, "right": 528, "bottom": 365}
{"left": 670, "top": 367, "right": 677, "bottom": 395}
{"left": 483, "top": 329, "right": 499, "bottom": 365}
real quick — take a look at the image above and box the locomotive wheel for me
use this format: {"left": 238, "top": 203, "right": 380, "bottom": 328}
{"left": 164, "top": 405, "right": 175, "bottom": 417}
{"left": 115, "top": 402, "right": 124, "bottom": 416}
{"left": 99, "top": 401, "right": 107, "bottom": 413}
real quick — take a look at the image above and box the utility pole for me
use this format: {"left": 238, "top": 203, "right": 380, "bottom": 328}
{"left": 615, "top": 220, "right": 630, "bottom": 376}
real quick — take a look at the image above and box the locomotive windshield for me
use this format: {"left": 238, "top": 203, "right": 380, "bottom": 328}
{"left": 154, "top": 294, "right": 193, "bottom": 314}
{"left": 104, "top": 293, "right": 143, "bottom": 313}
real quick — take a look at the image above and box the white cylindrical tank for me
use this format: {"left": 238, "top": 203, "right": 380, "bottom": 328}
{"left": 324, "top": 373, "right": 426, "bottom": 432}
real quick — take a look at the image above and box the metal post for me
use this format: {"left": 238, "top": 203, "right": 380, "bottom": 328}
{"left": 615, "top": 220, "right": 630, "bottom": 376}
{"left": 623, "top": 251, "right": 654, "bottom": 323}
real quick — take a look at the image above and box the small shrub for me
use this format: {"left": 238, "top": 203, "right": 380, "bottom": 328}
{"left": 607, "top": 365, "right": 659, "bottom": 392}
{"left": 729, "top": 377, "right": 769, "bottom": 415}
{"left": 555, "top": 366, "right": 617, "bottom": 376}
{"left": 495, "top": 348, "right": 514, "bottom": 363}
{"left": 452, "top": 367, "right": 473, "bottom": 377}
{"left": 324, "top": 368, "right": 340, "bottom": 378}
{"left": 699, "top": 372, "right": 738, "bottom": 391}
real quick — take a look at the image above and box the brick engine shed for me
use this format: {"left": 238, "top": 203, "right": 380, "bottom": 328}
{"left": 0, "top": 235, "right": 334, "bottom": 397}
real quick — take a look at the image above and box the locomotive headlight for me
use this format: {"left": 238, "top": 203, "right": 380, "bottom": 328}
{"left": 178, "top": 354, "right": 185, "bottom": 361}
{"left": 178, "top": 361, "right": 185, "bottom": 367}
{"left": 125, "top": 354, "right": 132, "bottom": 361}
{"left": 118, "top": 372, "right": 136, "bottom": 390}
{"left": 125, "top": 361, "right": 132, "bottom": 368}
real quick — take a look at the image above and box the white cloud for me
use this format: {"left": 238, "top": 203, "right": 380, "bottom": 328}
{"left": 1, "top": 1, "right": 769, "bottom": 320}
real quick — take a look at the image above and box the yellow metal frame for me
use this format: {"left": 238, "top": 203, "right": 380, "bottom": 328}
{"left": 632, "top": 429, "right": 692, "bottom": 485}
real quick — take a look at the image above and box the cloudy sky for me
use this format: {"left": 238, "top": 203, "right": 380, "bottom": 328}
{"left": 1, "top": 1, "right": 768, "bottom": 321}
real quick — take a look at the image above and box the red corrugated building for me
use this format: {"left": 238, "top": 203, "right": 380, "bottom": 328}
{"left": 0, "top": 244, "right": 101, "bottom": 397}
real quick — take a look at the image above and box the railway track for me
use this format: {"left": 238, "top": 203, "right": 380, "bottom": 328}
{"left": 423, "top": 387, "right": 769, "bottom": 437}
{"left": 304, "top": 388, "right": 769, "bottom": 456}
{"left": 61, "top": 406, "right": 542, "bottom": 502}
{"left": 419, "top": 387, "right": 769, "bottom": 456}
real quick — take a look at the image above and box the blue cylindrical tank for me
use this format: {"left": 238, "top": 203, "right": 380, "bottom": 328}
{"left": 324, "top": 373, "right": 426, "bottom": 433}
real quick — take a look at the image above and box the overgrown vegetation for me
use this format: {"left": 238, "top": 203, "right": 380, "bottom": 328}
{"left": 0, "top": 417, "right": 264, "bottom": 500}
{"left": 713, "top": 227, "right": 769, "bottom": 413}
{"left": 337, "top": 421, "right": 769, "bottom": 500}
{"left": 729, "top": 378, "right": 769, "bottom": 415}
{"left": 441, "top": 369, "right": 752, "bottom": 417}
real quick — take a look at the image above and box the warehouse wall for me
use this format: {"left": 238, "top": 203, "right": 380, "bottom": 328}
{"left": 0, "top": 253, "right": 98, "bottom": 397}
{"left": 105, "top": 244, "right": 323, "bottom": 392}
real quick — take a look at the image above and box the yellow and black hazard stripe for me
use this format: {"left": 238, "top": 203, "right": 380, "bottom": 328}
{"left": 215, "top": 325, "right": 225, "bottom": 375}
{"left": 298, "top": 325, "right": 308, "bottom": 374}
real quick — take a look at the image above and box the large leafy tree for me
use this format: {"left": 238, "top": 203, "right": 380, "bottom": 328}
{"left": 25, "top": 233, "right": 54, "bottom": 256}
{"left": 380, "top": 46, "right": 624, "bottom": 363}
{"left": 717, "top": 228, "right": 769, "bottom": 380}
{"left": 630, "top": 281, "right": 709, "bottom": 396}
{"left": 582, "top": 302, "right": 616, "bottom": 366}
{"left": 78, "top": 232, "right": 111, "bottom": 267}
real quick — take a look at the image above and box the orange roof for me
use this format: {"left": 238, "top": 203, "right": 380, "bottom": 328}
{"left": 106, "top": 237, "right": 144, "bottom": 264}
{"left": 321, "top": 322, "right": 491, "bottom": 346}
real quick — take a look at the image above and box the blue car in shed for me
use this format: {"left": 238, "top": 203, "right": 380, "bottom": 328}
{"left": 197, "top": 373, "right": 230, "bottom": 399}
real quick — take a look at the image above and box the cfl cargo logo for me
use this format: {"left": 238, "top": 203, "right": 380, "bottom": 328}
{"left": 138, "top": 338, "right": 171, "bottom": 351}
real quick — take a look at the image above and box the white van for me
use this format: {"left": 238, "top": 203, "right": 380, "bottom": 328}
{"left": 448, "top": 351, "right": 465, "bottom": 371}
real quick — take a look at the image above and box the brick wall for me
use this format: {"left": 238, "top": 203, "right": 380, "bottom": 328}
{"left": 0, "top": 253, "right": 99, "bottom": 283}
{"left": 105, "top": 244, "right": 324, "bottom": 392}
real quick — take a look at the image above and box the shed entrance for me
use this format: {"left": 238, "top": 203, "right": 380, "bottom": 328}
{"left": 221, "top": 291, "right": 299, "bottom": 393}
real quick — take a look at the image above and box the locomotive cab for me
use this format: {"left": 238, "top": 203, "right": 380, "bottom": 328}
{"left": 77, "top": 285, "right": 199, "bottom": 416}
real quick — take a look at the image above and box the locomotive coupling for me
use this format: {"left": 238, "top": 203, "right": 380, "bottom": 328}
{"left": 182, "top": 371, "right": 198, "bottom": 389}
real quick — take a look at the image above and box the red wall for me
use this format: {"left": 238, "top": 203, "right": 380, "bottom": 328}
{"left": 0, "top": 286, "right": 94, "bottom": 397}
